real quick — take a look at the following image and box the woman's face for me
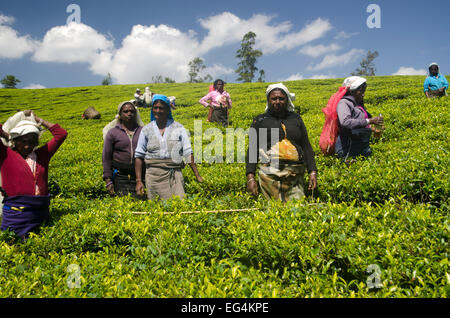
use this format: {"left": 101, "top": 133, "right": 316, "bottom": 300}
{"left": 268, "top": 89, "right": 288, "bottom": 113}
{"left": 352, "top": 83, "right": 367, "bottom": 104}
{"left": 119, "top": 103, "right": 136, "bottom": 123}
{"left": 152, "top": 100, "right": 169, "bottom": 122}
{"left": 429, "top": 65, "right": 439, "bottom": 76}
{"left": 215, "top": 81, "right": 224, "bottom": 93}
{"left": 14, "top": 133, "right": 39, "bottom": 158}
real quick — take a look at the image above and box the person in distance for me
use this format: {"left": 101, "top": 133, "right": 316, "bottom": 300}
{"left": 424, "top": 63, "right": 448, "bottom": 98}
{"left": 199, "top": 79, "right": 232, "bottom": 126}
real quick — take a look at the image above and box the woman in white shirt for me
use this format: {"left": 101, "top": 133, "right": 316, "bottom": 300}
{"left": 134, "top": 94, "right": 203, "bottom": 200}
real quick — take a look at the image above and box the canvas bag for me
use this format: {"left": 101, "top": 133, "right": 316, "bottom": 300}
{"left": 319, "top": 86, "right": 348, "bottom": 155}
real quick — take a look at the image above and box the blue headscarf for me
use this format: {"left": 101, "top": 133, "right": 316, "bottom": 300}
{"left": 150, "top": 94, "right": 174, "bottom": 121}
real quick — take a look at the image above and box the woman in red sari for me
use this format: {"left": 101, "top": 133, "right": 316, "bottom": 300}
{"left": 0, "top": 110, "right": 67, "bottom": 238}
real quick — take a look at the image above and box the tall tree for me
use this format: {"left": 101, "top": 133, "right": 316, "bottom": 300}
{"left": 188, "top": 57, "right": 212, "bottom": 83}
{"left": 102, "top": 73, "right": 112, "bottom": 85}
{"left": 1, "top": 75, "right": 21, "bottom": 88}
{"left": 235, "top": 31, "right": 264, "bottom": 83}
{"left": 257, "top": 69, "right": 266, "bottom": 83}
{"left": 351, "top": 50, "right": 379, "bottom": 76}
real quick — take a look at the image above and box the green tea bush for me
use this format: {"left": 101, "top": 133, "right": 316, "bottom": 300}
{"left": 0, "top": 76, "right": 448, "bottom": 297}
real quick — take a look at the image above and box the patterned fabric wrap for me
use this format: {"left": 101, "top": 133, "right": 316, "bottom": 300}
{"left": 258, "top": 162, "right": 305, "bottom": 202}
{"left": 1, "top": 195, "right": 51, "bottom": 238}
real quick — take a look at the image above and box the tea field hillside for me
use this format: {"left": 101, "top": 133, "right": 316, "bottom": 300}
{"left": 0, "top": 76, "right": 448, "bottom": 298}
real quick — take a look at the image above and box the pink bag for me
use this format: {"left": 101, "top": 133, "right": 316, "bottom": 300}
{"left": 319, "top": 86, "right": 348, "bottom": 155}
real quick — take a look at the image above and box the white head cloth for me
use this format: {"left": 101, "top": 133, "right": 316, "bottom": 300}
{"left": 9, "top": 120, "right": 40, "bottom": 140}
{"left": 342, "top": 76, "right": 367, "bottom": 91}
{"left": 1, "top": 111, "right": 40, "bottom": 147}
{"left": 428, "top": 62, "right": 439, "bottom": 69}
{"left": 428, "top": 62, "right": 439, "bottom": 75}
{"left": 102, "top": 100, "right": 145, "bottom": 140}
{"left": 265, "top": 83, "right": 296, "bottom": 112}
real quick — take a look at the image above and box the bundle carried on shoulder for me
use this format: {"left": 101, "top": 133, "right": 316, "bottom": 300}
{"left": 83, "top": 106, "right": 101, "bottom": 119}
{"left": 319, "top": 86, "right": 348, "bottom": 156}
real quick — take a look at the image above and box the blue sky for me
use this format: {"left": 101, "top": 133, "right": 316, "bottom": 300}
{"left": 1, "top": 0, "right": 449, "bottom": 88}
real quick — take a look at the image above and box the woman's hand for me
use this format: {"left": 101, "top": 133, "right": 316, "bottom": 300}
{"left": 246, "top": 174, "right": 258, "bottom": 196}
{"left": 23, "top": 109, "right": 34, "bottom": 117}
{"left": 105, "top": 180, "right": 115, "bottom": 196}
{"left": 308, "top": 171, "right": 317, "bottom": 191}
{"left": 136, "top": 180, "right": 145, "bottom": 196}
{"left": 369, "top": 116, "right": 384, "bottom": 126}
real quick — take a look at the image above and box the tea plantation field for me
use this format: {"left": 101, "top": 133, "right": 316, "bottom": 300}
{"left": 0, "top": 76, "right": 448, "bottom": 298}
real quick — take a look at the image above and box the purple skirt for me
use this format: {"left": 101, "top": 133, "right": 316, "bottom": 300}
{"left": 1, "top": 195, "right": 51, "bottom": 238}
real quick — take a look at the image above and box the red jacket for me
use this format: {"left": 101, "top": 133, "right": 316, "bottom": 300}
{"left": 0, "top": 123, "right": 67, "bottom": 196}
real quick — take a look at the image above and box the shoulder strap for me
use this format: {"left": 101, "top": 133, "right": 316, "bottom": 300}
{"left": 341, "top": 96, "right": 356, "bottom": 106}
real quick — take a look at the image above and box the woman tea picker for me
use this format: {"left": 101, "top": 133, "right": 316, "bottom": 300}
{"left": 102, "top": 101, "right": 145, "bottom": 197}
{"left": 0, "top": 111, "right": 67, "bottom": 238}
{"left": 246, "top": 83, "right": 317, "bottom": 202}
{"left": 199, "top": 79, "right": 232, "bottom": 126}
{"left": 334, "top": 76, "right": 384, "bottom": 161}
{"left": 135, "top": 94, "right": 204, "bottom": 200}
{"left": 424, "top": 62, "right": 448, "bottom": 98}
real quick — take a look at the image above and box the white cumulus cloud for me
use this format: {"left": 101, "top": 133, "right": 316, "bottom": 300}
{"left": 281, "top": 73, "right": 336, "bottom": 81}
{"left": 392, "top": 67, "right": 427, "bottom": 76}
{"left": 299, "top": 43, "right": 341, "bottom": 58}
{"left": 90, "top": 24, "right": 201, "bottom": 84}
{"left": 307, "top": 48, "right": 365, "bottom": 71}
{"left": 0, "top": 14, "right": 36, "bottom": 59}
{"left": 23, "top": 83, "right": 46, "bottom": 89}
{"left": 282, "top": 73, "right": 305, "bottom": 81}
{"left": 334, "top": 31, "right": 359, "bottom": 40}
{"left": 198, "top": 13, "right": 333, "bottom": 54}
{"left": 32, "top": 22, "right": 114, "bottom": 64}
{"left": 309, "top": 74, "right": 336, "bottom": 79}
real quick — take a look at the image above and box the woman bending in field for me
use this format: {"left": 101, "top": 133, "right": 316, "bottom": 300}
{"left": 102, "top": 101, "right": 145, "bottom": 198}
{"left": 134, "top": 94, "right": 203, "bottom": 200}
{"left": 0, "top": 111, "right": 67, "bottom": 238}
{"left": 245, "top": 83, "right": 317, "bottom": 202}
{"left": 334, "top": 76, "right": 384, "bottom": 161}
{"left": 199, "top": 79, "right": 232, "bottom": 126}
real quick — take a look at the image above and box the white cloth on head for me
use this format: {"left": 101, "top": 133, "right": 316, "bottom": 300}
{"left": 102, "top": 100, "right": 145, "bottom": 140}
{"left": 428, "top": 62, "right": 439, "bottom": 69}
{"left": 342, "top": 76, "right": 367, "bottom": 91}
{"left": 9, "top": 120, "right": 41, "bottom": 140}
{"left": 265, "top": 83, "right": 296, "bottom": 112}
{"left": 1, "top": 111, "right": 40, "bottom": 147}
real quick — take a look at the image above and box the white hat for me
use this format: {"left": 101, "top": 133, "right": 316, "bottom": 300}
{"left": 343, "top": 76, "right": 367, "bottom": 91}
{"left": 9, "top": 120, "right": 40, "bottom": 140}
{"left": 265, "top": 83, "right": 296, "bottom": 112}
